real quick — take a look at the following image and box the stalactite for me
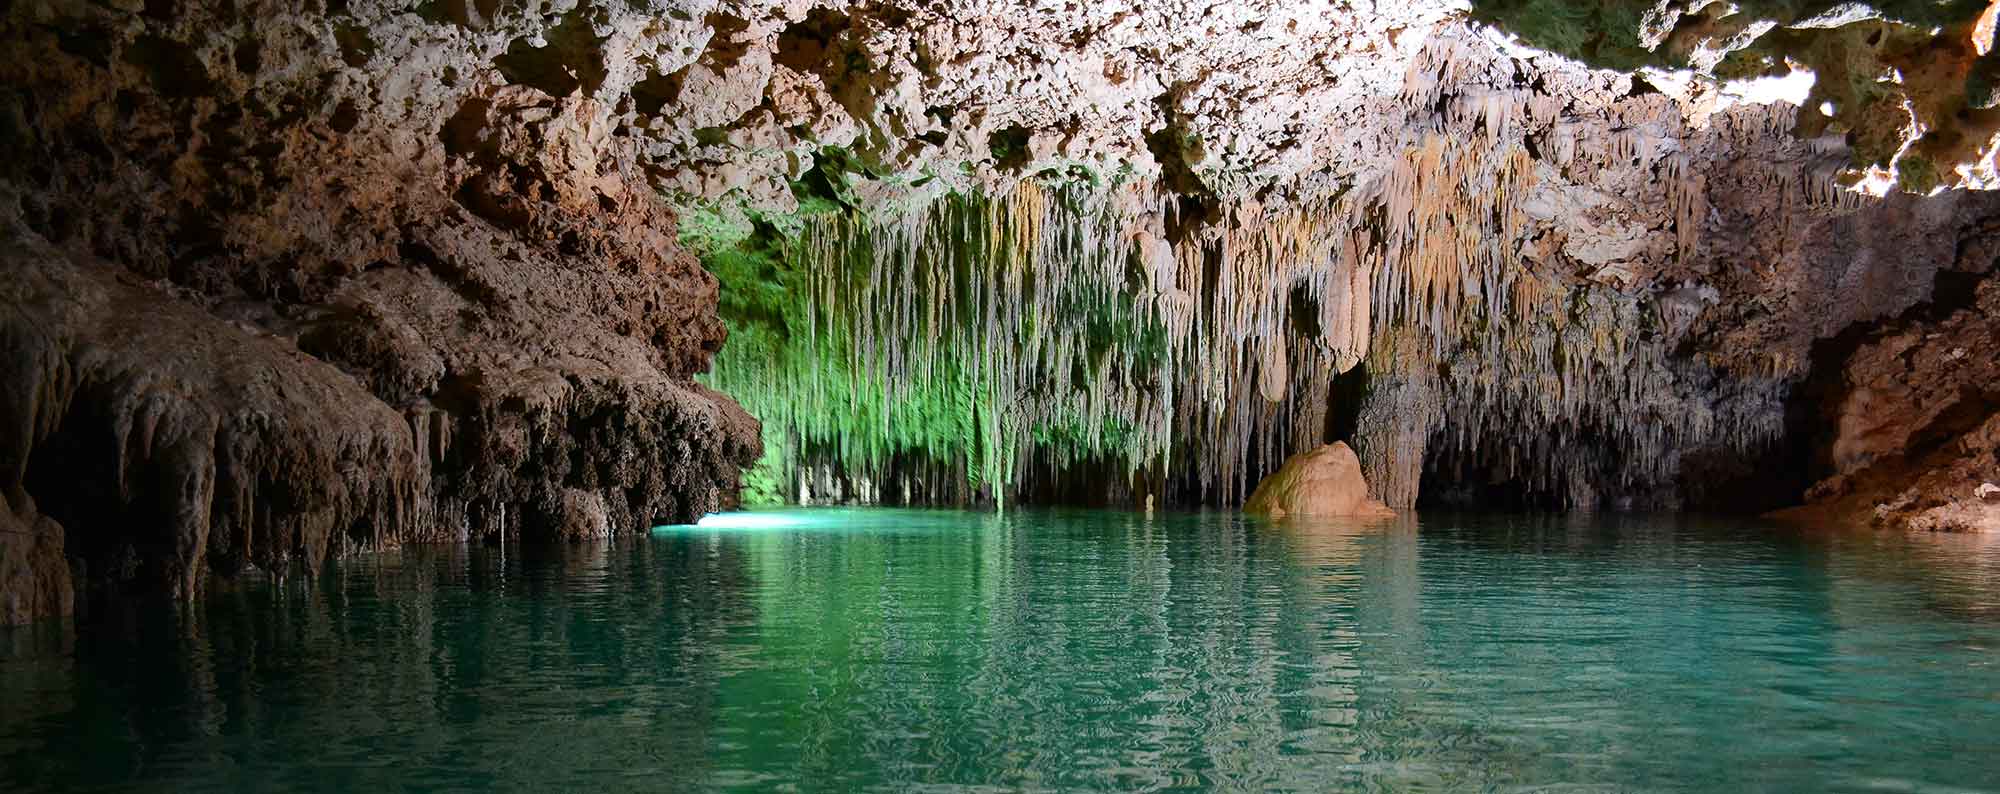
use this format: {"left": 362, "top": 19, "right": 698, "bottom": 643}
{"left": 706, "top": 176, "right": 1401, "bottom": 505}
{"left": 700, "top": 33, "right": 1873, "bottom": 509}
{"left": 1664, "top": 153, "right": 1705, "bottom": 265}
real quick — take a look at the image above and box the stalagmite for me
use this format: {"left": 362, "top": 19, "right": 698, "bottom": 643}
{"left": 1244, "top": 442, "right": 1395, "bottom": 518}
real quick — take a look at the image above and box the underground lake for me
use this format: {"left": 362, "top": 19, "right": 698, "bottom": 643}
{"left": 8, "top": 0, "right": 2000, "bottom": 790}
{"left": 6, "top": 509, "right": 1999, "bottom": 791}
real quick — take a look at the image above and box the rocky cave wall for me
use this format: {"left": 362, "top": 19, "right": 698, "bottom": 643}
{"left": 0, "top": 0, "right": 764, "bottom": 625}
{"left": 1775, "top": 273, "right": 2000, "bottom": 532}
{"left": 5, "top": 0, "right": 2000, "bottom": 622}
{"left": 668, "top": 3, "right": 2000, "bottom": 519}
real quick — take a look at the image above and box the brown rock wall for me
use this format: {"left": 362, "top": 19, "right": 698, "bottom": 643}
{"left": 0, "top": 0, "right": 760, "bottom": 623}
{"left": 1778, "top": 273, "right": 2000, "bottom": 531}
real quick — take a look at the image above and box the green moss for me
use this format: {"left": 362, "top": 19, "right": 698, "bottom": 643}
{"left": 676, "top": 202, "right": 756, "bottom": 253}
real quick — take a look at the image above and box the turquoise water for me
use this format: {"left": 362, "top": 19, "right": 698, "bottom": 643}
{"left": 4, "top": 508, "right": 2000, "bottom": 792}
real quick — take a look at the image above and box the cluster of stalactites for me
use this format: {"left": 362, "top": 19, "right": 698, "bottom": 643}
{"left": 709, "top": 123, "right": 1586, "bottom": 505}
{"left": 1364, "top": 288, "right": 1789, "bottom": 509}
{"left": 1333, "top": 96, "right": 1855, "bottom": 508}
{"left": 707, "top": 176, "right": 1409, "bottom": 505}
{"left": 1366, "top": 133, "right": 1540, "bottom": 358}
{"left": 708, "top": 64, "right": 1868, "bottom": 507}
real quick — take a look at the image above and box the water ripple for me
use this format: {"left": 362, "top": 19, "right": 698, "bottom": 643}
{"left": 4, "top": 510, "right": 2000, "bottom": 791}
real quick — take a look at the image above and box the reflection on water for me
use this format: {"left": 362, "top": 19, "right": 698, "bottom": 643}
{"left": 4, "top": 509, "right": 1999, "bottom": 791}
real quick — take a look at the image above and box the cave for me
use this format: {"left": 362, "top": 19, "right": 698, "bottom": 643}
{"left": 4, "top": 0, "right": 2000, "bottom": 788}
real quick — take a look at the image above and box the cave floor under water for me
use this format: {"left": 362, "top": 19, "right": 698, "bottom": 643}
{"left": 5, "top": 508, "right": 2000, "bottom": 791}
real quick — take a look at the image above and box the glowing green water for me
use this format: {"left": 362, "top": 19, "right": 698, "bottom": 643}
{"left": 5, "top": 509, "right": 2000, "bottom": 791}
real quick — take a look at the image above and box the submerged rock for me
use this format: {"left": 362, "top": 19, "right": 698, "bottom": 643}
{"left": 1245, "top": 443, "right": 1395, "bottom": 520}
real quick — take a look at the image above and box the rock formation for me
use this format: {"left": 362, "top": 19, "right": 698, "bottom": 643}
{"left": 5, "top": 0, "right": 2000, "bottom": 622}
{"left": 697, "top": 19, "right": 2000, "bottom": 517}
{"left": 1774, "top": 275, "right": 2000, "bottom": 532}
{"left": 1245, "top": 443, "right": 1396, "bottom": 519}
{"left": 0, "top": 0, "right": 762, "bottom": 623}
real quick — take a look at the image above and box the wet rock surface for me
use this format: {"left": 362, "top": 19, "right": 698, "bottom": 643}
{"left": 0, "top": 501, "right": 71, "bottom": 626}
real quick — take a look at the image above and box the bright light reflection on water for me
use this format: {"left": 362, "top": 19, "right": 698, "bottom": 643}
{"left": 661, "top": 507, "right": 988, "bottom": 533}
{"left": 681, "top": 510, "right": 809, "bottom": 531}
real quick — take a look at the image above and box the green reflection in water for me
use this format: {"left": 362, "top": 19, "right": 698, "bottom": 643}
{"left": 6, "top": 509, "right": 2000, "bottom": 792}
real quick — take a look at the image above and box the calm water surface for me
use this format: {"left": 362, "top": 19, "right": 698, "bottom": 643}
{"left": 4, "top": 509, "right": 2000, "bottom": 792}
